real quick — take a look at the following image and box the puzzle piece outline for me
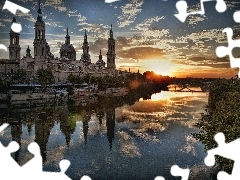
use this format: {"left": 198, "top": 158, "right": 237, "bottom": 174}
{"left": 0, "top": 124, "right": 91, "bottom": 179}
{"left": 154, "top": 165, "right": 190, "bottom": 180}
{"left": 215, "top": 27, "right": 240, "bottom": 77}
{"left": 174, "top": 0, "right": 227, "bottom": 23}
{"left": 2, "top": 0, "right": 30, "bottom": 33}
{"left": 0, "top": 1, "right": 30, "bottom": 51}
{"left": 204, "top": 132, "right": 240, "bottom": 180}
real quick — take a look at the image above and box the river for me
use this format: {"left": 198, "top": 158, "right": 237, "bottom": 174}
{"left": 0, "top": 87, "right": 209, "bottom": 179}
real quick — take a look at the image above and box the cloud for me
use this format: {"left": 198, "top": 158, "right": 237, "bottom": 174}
{"left": 68, "top": 10, "right": 111, "bottom": 39}
{"left": 15, "top": 11, "right": 36, "bottom": 22}
{"left": 119, "top": 47, "right": 165, "bottom": 60}
{"left": 45, "top": 21, "right": 63, "bottom": 28}
{"left": 88, "top": 38, "right": 108, "bottom": 54}
{"left": 187, "top": 15, "right": 206, "bottom": 26}
{"left": 134, "top": 16, "right": 164, "bottom": 31}
{"left": 43, "top": 0, "right": 67, "bottom": 12}
{"left": 226, "top": 0, "right": 240, "bottom": 9}
{"left": 0, "top": 22, "right": 5, "bottom": 27}
{"left": 67, "top": 10, "right": 87, "bottom": 22}
{"left": 176, "top": 29, "right": 226, "bottom": 44}
{"left": 88, "top": 36, "right": 133, "bottom": 58}
{"left": 117, "top": 0, "right": 144, "bottom": 28}
{"left": 133, "top": 16, "right": 168, "bottom": 39}
{"left": 79, "top": 23, "right": 110, "bottom": 39}
{"left": 172, "top": 67, "right": 237, "bottom": 78}
{"left": 172, "top": 56, "right": 230, "bottom": 69}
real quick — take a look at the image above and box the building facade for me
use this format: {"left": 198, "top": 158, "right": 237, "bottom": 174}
{"left": 0, "top": 2, "right": 118, "bottom": 83}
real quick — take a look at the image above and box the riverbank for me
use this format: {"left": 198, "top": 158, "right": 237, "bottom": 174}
{"left": 0, "top": 87, "right": 129, "bottom": 105}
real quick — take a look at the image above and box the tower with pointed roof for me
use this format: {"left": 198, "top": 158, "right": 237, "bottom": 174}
{"left": 96, "top": 50, "right": 105, "bottom": 67}
{"left": 9, "top": 17, "right": 21, "bottom": 61}
{"left": 106, "top": 24, "right": 116, "bottom": 75}
{"left": 25, "top": 46, "right": 32, "bottom": 58}
{"left": 80, "top": 29, "right": 91, "bottom": 65}
{"left": 60, "top": 27, "right": 76, "bottom": 61}
{"left": 33, "top": 0, "right": 51, "bottom": 62}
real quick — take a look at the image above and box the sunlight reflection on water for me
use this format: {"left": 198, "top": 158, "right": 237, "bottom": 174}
{"left": 0, "top": 90, "right": 209, "bottom": 180}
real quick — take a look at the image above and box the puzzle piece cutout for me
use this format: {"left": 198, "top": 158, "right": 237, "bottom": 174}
{"left": 215, "top": 28, "right": 240, "bottom": 77}
{"left": 154, "top": 165, "right": 190, "bottom": 180}
{"left": 0, "top": 44, "right": 7, "bottom": 51}
{"left": 0, "top": 123, "right": 92, "bottom": 179}
{"left": 0, "top": 1, "right": 30, "bottom": 52}
{"left": 105, "top": 0, "right": 120, "bottom": 3}
{"left": 204, "top": 132, "right": 240, "bottom": 180}
{"left": 0, "top": 123, "right": 9, "bottom": 132}
{"left": 233, "top": 11, "right": 240, "bottom": 23}
{"left": 2, "top": 0, "right": 30, "bottom": 33}
{"left": 0, "top": 123, "right": 22, "bottom": 177}
{"left": 174, "top": 0, "right": 226, "bottom": 23}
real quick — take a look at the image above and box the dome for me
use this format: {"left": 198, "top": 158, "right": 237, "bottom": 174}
{"left": 60, "top": 27, "right": 76, "bottom": 61}
{"left": 60, "top": 43, "right": 76, "bottom": 61}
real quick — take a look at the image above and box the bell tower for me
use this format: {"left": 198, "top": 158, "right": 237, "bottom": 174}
{"left": 33, "top": 0, "right": 50, "bottom": 61}
{"left": 80, "top": 29, "right": 91, "bottom": 64}
{"left": 106, "top": 24, "right": 116, "bottom": 70}
{"left": 9, "top": 17, "right": 21, "bottom": 61}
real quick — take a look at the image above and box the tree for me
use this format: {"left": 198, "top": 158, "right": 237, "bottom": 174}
{"left": 36, "top": 68, "right": 54, "bottom": 91}
{"left": 68, "top": 74, "right": 84, "bottom": 85}
{"left": 194, "top": 78, "right": 240, "bottom": 173}
{"left": 67, "top": 85, "right": 74, "bottom": 99}
{"left": 12, "top": 69, "right": 26, "bottom": 84}
{"left": 67, "top": 74, "right": 75, "bottom": 84}
{"left": 0, "top": 77, "right": 12, "bottom": 93}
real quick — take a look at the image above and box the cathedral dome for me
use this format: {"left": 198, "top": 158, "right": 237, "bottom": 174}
{"left": 60, "top": 43, "right": 75, "bottom": 54}
{"left": 59, "top": 28, "right": 76, "bottom": 61}
{"left": 96, "top": 50, "right": 105, "bottom": 67}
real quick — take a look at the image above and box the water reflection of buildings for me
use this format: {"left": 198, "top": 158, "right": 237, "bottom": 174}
{"left": 35, "top": 110, "right": 55, "bottom": 162}
{"left": 106, "top": 107, "right": 115, "bottom": 150}
{"left": 3, "top": 104, "right": 116, "bottom": 163}
{"left": 79, "top": 107, "right": 116, "bottom": 150}
{"left": 82, "top": 111, "right": 91, "bottom": 144}
{"left": 11, "top": 120, "right": 22, "bottom": 162}
{"left": 96, "top": 110, "right": 105, "bottom": 126}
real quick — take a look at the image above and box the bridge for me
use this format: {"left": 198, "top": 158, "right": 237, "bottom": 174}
{"left": 169, "top": 84, "right": 209, "bottom": 92}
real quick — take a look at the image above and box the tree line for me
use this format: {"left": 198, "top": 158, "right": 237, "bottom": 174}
{"left": 194, "top": 77, "right": 240, "bottom": 173}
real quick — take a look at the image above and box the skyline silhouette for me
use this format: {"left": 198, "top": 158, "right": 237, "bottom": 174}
{"left": 0, "top": 0, "right": 239, "bottom": 78}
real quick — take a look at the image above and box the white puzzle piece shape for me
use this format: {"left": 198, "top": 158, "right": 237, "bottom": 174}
{"left": 175, "top": 0, "right": 227, "bottom": 23}
{"left": 204, "top": 132, "right": 240, "bottom": 180}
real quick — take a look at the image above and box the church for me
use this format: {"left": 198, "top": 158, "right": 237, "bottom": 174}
{"left": 0, "top": 2, "right": 117, "bottom": 84}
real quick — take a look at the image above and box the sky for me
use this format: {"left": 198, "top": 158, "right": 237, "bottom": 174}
{"left": 0, "top": 0, "right": 240, "bottom": 78}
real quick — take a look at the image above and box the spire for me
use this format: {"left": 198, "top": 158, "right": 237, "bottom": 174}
{"left": 84, "top": 29, "right": 88, "bottom": 43}
{"left": 37, "top": 0, "right": 43, "bottom": 22}
{"left": 99, "top": 49, "right": 102, "bottom": 60}
{"left": 65, "top": 27, "right": 70, "bottom": 44}
{"left": 110, "top": 24, "right": 113, "bottom": 39}
{"left": 37, "top": 0, "right": 42, "bottom": 15}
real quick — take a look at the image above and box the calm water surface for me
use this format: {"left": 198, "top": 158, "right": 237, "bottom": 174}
{"left": 0, "top": 89, "right": 208, "bottom": 180}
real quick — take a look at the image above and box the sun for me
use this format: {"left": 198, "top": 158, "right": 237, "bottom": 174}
{"left": 152, "top": 68, "right": 170, "bottom": 76}
{"left": 142, "top": 59, "right": 174, "bottom": 76}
